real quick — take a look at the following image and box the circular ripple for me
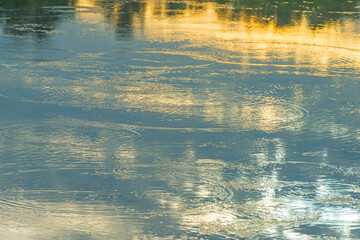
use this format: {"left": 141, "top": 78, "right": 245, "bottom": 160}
{"left": 0, "top": 86, "right": 79, "bottom": 104}
{"left": 296, "top": 117, "right": 357, "bottom": 143}
{"left": 235, "top": 99, "right": 309, "bottom": 132}
{"left": 0, "top": 83, "right": 199, "bottom": 114}
{"left": 193, "top": 159, "right": 235, "bottom": 202}
{"left": 99, "top": 51, "right": 213, "bottom": 69}
{"left": 0, "top": 189, "right": 146, "bottom": 239}
{"left": 188, "top": 41, "right": 360, "bottom": 77}
{"left": 0, "top": 118, "right": 141, "bottom": 176}
{"left": 0, "top": 119, "right": 142, "bottom": 215}
{"left": 0, "top": 118, "right": 140, "bottom": 145}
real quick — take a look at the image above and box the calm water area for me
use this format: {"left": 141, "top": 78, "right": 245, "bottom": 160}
{"left": 0, "top": 0, "right": 359, "bottom": 239}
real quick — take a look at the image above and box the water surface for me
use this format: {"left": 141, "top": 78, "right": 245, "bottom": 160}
{"left": 0, "top": 0, "right": 360, "bottom": 239}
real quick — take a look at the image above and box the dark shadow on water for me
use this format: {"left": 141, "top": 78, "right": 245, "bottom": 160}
{"left": 0, "top": 0, "right": 77, "bottom": 41}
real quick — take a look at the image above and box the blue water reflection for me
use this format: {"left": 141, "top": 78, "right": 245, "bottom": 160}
{"left": 0, "top": 0, "right": 360, "bottom": 239}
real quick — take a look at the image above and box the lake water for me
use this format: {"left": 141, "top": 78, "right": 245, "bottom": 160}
{"left": 0, "top": 0, "right": 359, "bottom": 239}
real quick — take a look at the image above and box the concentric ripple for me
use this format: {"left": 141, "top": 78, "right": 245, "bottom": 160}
{"left": 0, "top": 118, "right": 139, "bottom": 145}
{"left": 0, "top": 118, "right": 144, "bottom": 234}
{"left": 0, "top": 0, "right": 359, "bottom": 238}
{"left": 99, "top": 51, "right": 213, "bottom": 69}
{"left": 229, "top": 98, "right": 309, "bottom": 132}
{"left": 0, "top": 188, "right": 149, "bottom": 239}
{"left": 0, "top": 118, "right": 141, "bottom": 177}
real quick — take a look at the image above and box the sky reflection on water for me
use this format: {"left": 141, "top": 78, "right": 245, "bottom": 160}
{"left": 0, "top": 0, "right": 360, "bottom": 239}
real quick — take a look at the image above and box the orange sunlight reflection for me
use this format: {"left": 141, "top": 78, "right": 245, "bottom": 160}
{"left": 70, "top": 0, "right": 359, "bottom": 133}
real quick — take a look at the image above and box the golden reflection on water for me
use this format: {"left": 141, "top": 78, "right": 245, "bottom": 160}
{"left": 76, "top": 0, "right": 360, "bottom": 67}
{"left": 66, "top": 0, "right": 360, "bottom": 133}
{"left": 1, "top": 1, "right": 360, "bottom": 239}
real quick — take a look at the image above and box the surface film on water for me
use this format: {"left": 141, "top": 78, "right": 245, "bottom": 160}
{"left": 0, "top": 0, "right": 360, "bottom": 239}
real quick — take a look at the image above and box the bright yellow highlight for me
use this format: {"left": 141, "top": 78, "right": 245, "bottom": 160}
{"left": 72, "top": 0, "right": 359, "bottom": 132}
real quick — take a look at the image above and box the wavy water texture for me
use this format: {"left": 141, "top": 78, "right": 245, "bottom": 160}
{"left": 0, "top": 0, "right": 360, "bottom": 239}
